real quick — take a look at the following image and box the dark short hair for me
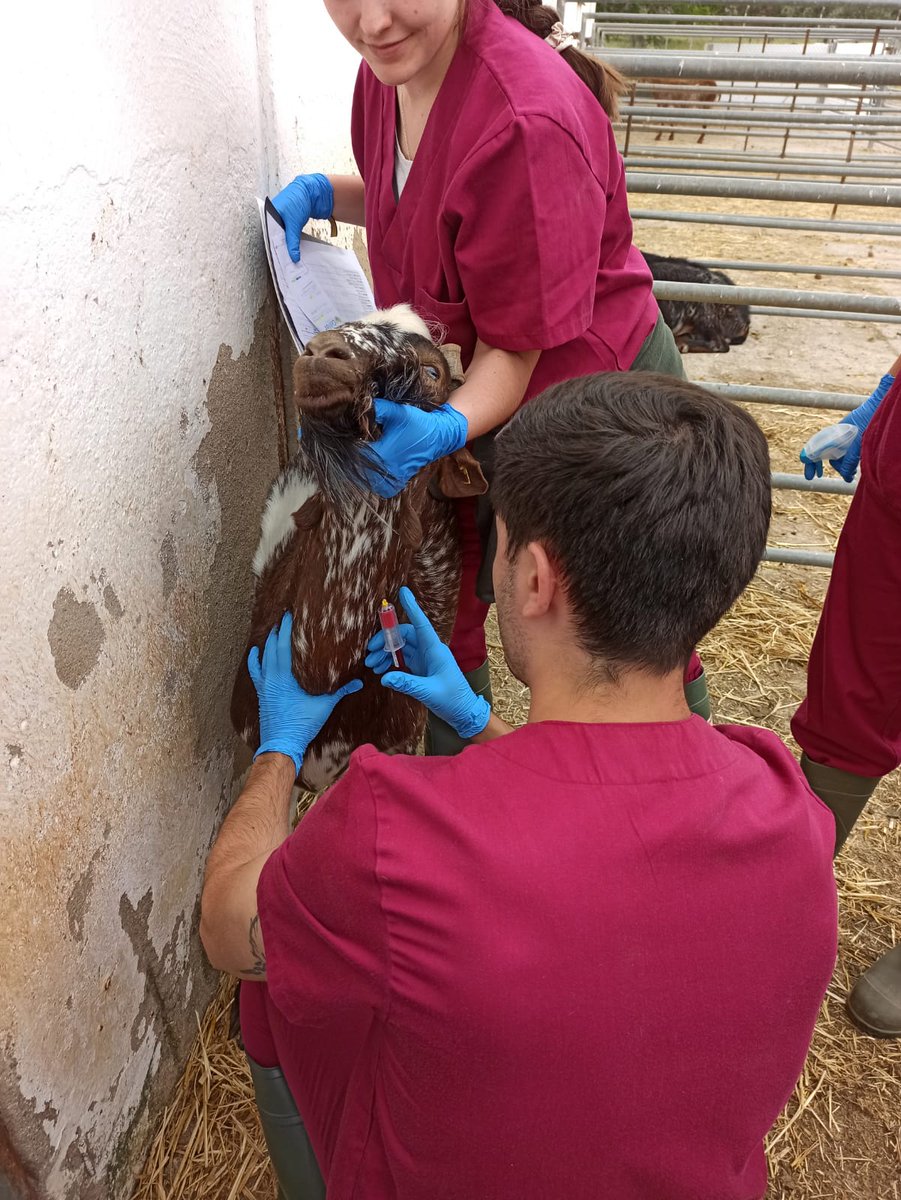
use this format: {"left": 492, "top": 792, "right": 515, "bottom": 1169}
{"left": 492, "top": 372, "right": 771, "bottom": 675}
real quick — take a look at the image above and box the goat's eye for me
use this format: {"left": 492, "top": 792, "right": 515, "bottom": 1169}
{"left": 424, "top": 365, "right": 440, "bottom": 380}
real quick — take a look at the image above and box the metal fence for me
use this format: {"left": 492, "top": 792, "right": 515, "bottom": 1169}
{"left": 568, "top": 0, "right": 901, "bottom": 567}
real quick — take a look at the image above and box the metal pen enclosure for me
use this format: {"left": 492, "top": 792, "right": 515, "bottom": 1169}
{"left": 563, "top": 0, "right": 901, "bottom": 567}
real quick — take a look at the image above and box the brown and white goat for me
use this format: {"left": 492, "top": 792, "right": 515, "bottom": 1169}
{"left": 230, "top": 306, "right": 486, "bottom": 790}
{"left": 638, "top": 77, "right": 720, "bottom": 143}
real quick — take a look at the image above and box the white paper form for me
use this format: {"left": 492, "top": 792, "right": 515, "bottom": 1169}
{"left": 258, "top": 198, "right": 375, "bottom": 352}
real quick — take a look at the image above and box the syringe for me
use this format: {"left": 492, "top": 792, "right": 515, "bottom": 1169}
{"left": 378, "top": 599, "right": 406, "bottom": 670}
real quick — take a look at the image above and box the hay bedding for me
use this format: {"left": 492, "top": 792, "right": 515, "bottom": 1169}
{"left": 135, "top": 185, "right": 900, "bottom": 1198}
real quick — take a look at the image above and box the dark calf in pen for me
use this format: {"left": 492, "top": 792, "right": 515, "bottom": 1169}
{"left": 641, "top": 252, "right": 751, "bottom": 354}
{"left": 231, "top": 305, "right": 487, "bottom": 790}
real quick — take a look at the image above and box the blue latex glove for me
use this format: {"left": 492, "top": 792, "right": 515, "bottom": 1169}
{"left": 364, "top": 399, "right": 468, "bottom": 498}
{"left": 271, "top": 173, "right": 334, "bottom": 264}
{"left": 248, "top": 612, "right": 363, "bottom": 773}
{"left": 365, "top": 587, "right": 491, "bottom": 739}
{"left": 799, "top": 372, "right": 895, "bottom": 482}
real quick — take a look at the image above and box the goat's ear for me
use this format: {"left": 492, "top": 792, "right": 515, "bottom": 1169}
{"left": 438, "top": 344, "right": 466, "bottom": 388}
{"left": 432, "top": 449, "right": 489, "bottom": 499}
{"left": 294, "top": 494, "right": 324, "bottom": 531}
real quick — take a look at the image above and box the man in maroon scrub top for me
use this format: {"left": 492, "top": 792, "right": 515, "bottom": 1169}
{"left": 201, "top": 373, "right": 837, "bottom": 1200}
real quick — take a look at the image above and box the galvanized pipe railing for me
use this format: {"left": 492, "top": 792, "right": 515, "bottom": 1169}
{"left": 628, "top": 87, "right": 901, "bottom": 106}
{"left": 624, "top": 158, "right": 901, "bottom": 180}
{"left": 771, "top": 472, "right": 857, "bottom": 495}
{"left": 628, "top": 172, "right": 901, "bottom": 206}
{"left": 623, "top": 107, "right": 901, "bottom": 128}
{"left": 763, "top": 548, "right": 838, "bottom": 567}
{"left": 745, "top": 307, "right": 901, "bottom": 323}
{"left": 631, "top": 209, "right": 901, "bottom": 235}
{"left": 629, "top": 127, "right": 901, "bottom": 144}
{"left": 626, "top": 145, "right": 901, "bottom": 164}
{"left": 688, "top": 259, "right": 901, "bottom": 281}
{"left": 627, "top": 126, "right": 901, "bottom": 145}
{"left": 587, "top": 10, "right": 901, "bottom": 28}
{"left": 589, "top": 19, "right": 894, "bottom": 570}
{"left": 693, "top": 384, "right": 864, "bottom": 411}
{"left": 650, "top": 279, "right": 901, "bottom": 317}
{"left": 594, "top": 28, "right": 899, "bottom": 44}
{"left": 592, "top": 26, "right": 899, "bottom": 44}
{"left": 588, "top": 0, "right": 900, "bottom": 9}
{"left": 595, "top": 53, "right": 901, "bottom": 87}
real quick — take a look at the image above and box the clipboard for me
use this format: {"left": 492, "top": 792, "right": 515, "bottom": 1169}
{"left": 258, "top": 197, "right": 376, "bottom": 352}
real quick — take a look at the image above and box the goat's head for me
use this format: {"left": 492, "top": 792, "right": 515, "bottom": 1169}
{"left": 293, "top": 305, "right": 462, "bottom": 503}
{"left": 295, "top": 305, "right": 452, "bottom": 425}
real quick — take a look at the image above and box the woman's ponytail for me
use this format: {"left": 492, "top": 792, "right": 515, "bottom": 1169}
{"left": 492, "top": 1, "right": 626, "bottom": 121}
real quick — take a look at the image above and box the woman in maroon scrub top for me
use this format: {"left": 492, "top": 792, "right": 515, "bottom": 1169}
{"left": 273, "top": 0, "right": 701, "bottom": 745}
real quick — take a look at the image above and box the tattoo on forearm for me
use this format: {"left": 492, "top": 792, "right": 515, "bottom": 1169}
{"left": 246, "top": 914, "right": 266, "bottom": 977}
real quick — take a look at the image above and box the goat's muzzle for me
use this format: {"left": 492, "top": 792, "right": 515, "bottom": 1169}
{"left": 294, "top": 331, "right": 370, "bottom": 415}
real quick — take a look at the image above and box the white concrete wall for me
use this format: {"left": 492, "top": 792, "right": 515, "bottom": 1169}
{"left": 0, "top": 3, "right": 358, "bottom": 1197}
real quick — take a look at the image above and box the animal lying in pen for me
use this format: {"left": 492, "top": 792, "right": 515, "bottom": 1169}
{"left": 641, "top": 252, "right": 751, "bottom": 354}
{"left": 230, "top": 305, "right": 487, "bottom": 791}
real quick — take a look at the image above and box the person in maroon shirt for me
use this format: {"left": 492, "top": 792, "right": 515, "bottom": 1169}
{"left": 269, "top": 0, "right": 710, "bottom": 746}
{"left": 792, "top": 358, "right": 901, "bottom": 1038}
{"left": 201, "top": 371, "right": 837, "bottom": 1200}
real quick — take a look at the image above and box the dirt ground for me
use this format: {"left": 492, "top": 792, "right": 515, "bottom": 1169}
{"left": 134, "top": 134, "right": 901, "bottom": 1199}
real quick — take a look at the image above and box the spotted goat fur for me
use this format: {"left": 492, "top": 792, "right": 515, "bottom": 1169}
{"left": 641, "top": 252, "right": 751, "bottom": 354}
{"left": 230, "top": 305, "right": 487, "bottom": 790}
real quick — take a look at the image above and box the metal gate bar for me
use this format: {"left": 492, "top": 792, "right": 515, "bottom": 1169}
{"left": 764, "top": 548, "right": 837, "bottom": 567}
{"left": 631, "top": 209, "right": 901, "bottom": 235}
{"left": 772, "top": 472, "right": 857, "bottom": 495}
{"left": 693, "top": 384, "right": 864, "bottom": 411}
{"left": 596, "top": 53, "right": 901, "bottom": 86}
{"left": 745, "top": 307, "right": 901, "bottom": 323}
{"left": 588, "top": 11, "right": 901, "bottom": 28}
{"left": 688, "top": 260, "right": 901, "bottom": 280}
{"left": 628, "top": 126, "right": 901, "bottom": 143}
{"left": 628, "top": 173, "right": 901, "bottom": 206}
{"left": 650, "top": 279, "right": 901, "bottom": 317}
{"left": 631, "top": 82, "right": 901, "bottom": 100}
{"left": 587, "top": 0, "right": 901, "bottom": 9}
{"left": 625, "top": 147, "right": 901, "bottom": 166}
{"left": 592, "top": 15, "right": 899, "bottom": 571}
{"left": 624, "top": 108, "right": 901, "bottom": 130}
{"left": 625, "top": 158, "right": 901, "bottom": 180}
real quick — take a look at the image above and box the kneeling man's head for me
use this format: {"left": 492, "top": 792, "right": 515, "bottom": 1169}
{"left": 491, "top": 372, "right": 771, "bottom": 687}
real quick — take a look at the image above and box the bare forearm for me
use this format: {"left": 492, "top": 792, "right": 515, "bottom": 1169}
{"left": 328, "top": 174, "right": 366, "bottom": 226}
{"left": 205, "top": 755, "right": 295, "bottom": 876}
{"left": 472, "top": 712, "right": 515, "bottom": 743}
{"left": 199, "top": 754, "right": 296, "bottom": 978}
{"left": 450, "top": 341, "right": 540, "bottom": 440}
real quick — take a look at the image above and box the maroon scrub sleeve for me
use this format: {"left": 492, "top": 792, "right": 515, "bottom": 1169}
{"left": 792, "top": 376, "right": 901, "bottom": 777}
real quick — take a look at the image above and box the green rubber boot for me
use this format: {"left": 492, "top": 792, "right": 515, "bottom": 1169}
{"left": 247, "top": 1056, "right": 326, "bottom": 1200}
{"left": 847, "top": 943, "right": 901, "bottom": 1039}
{"left": 425, "top": 660, "right": 493, "bottom": 756}
{"left": 684, "top": 669, "right": 712, "bottom": 721}
{"left": 799, "top": 753, "right": 880, "bottom": 856}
